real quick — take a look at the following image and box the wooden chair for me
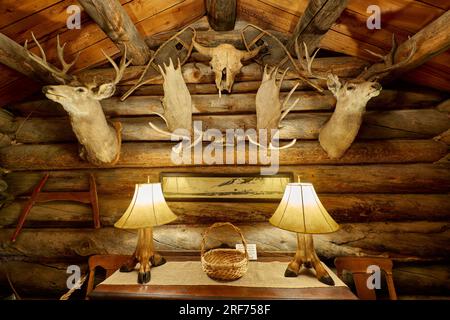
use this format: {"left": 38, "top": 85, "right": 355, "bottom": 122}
{"left": 86, "top": 254, "right": 130, "bottom": 299}
{"left": 334, "top": 257, "right": 398, "bottom": 300}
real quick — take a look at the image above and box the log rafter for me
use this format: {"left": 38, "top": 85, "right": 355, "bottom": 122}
{"left": 78, "top": 0, "right": 151, "bottom": 65}
{"left": 358, "top": 10, "right": 450, "bottom": 83}
{"left": 0, "top": 33, "right": 66, "bottom": 85}
{"left": 286, "top": 0, "right": 349, "bottom": 53}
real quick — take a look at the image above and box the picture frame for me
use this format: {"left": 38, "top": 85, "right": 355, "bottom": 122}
{"left": 160, "top": 172, "right": 294, "bottom": 202}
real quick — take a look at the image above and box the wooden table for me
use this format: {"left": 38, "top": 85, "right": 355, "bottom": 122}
{"left": 89, "top": 255, "right": 357, "bottom": 300}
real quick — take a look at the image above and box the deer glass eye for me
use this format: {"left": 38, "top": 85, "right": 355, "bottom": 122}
{"left": 76, "top": 87, "right": 87, "bottom": 93}
{"left": 347, "top": 84, "right": 356, "bottom": 91}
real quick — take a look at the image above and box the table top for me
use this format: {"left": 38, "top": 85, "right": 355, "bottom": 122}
{"left": 89, "top": 255, "right": 358, "bottom": 300}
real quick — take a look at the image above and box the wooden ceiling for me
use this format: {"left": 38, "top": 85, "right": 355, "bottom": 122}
{"left": 0, "top": 0, "right": 449, "bottom": 108}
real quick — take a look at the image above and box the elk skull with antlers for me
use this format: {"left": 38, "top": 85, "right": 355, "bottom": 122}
{"left": 25, "top": 33, "right": 131, "bottom": 165}
{"left": 296, "top": 36, "right": 416, "bottom": 159}
{"left": 192, "top": 38, "right": 263, "bottom": 96}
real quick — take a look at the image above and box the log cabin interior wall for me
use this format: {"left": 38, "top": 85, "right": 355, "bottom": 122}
{"left": 0, "top": 0, "right": 449, "bottom": 298}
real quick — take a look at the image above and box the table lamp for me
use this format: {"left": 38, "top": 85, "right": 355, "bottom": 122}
{"left": 115, "top": 182, "right": 177, "bottom": 284}
{"left": 269, "top": 179, "right": 339, "bottom": 285}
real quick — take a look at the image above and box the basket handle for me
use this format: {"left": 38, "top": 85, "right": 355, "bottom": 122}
{"left": 201, "top": 222, "right": 248, "bottom": 258}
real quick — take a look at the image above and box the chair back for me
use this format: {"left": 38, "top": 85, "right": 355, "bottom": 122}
{"left": 86, "top": 254, "right": 130, "bottom": 298}
{"left": 334, "top": 256, "right": 397, "bottom": 300}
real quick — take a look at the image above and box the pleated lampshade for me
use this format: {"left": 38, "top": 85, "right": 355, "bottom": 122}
{"left": 115, "top": 183, "right": 177, "bottom": 229}
{"left": 269, "top": 183, "right": 339, "bottom": 234}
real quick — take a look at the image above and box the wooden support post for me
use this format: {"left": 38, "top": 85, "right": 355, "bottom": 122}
{"left": 359, "top": 10, "right": 450, "bottom": 82}
{"left": 78, "top": 0, "right": 151, "bottom": 65}
{"left": 286, "top": 0, "right": 349, "bottom": 54}
{"left": 206, "top": 0, "right": 237, "bottom": 31}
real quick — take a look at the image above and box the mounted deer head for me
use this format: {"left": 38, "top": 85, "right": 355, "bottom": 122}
{"left": 192, "top": 38, "right": 263, "bottom": 96}
{"left": 296, "top": 37, "right": 416, "bottom": 159}
{"left": 319, "top": 73, "right": 382, "bottom": 159}
{"left": 25, "top": 32, "right": 131, "bottom": 165}
{"left": 248, "top": 65, "right": 299, "bottom": 150}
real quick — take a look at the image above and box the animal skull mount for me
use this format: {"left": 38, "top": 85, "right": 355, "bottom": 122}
{"left": 25, "top": 33, "right": 131, "bottom": 165}
{"left": 192, "top": 38, "right": 263, "bottom": 97}
{"left": 148, "top": 59, "right": 202, "bottom": 153}
{"left": 248, "top": 65, "right": 299, "bottom": 150}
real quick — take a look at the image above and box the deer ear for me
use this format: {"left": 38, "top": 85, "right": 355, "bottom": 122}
{"left": 94, "top": 83, "right": 115, "bottom": 100}
{"left": 326, "top": 74, "right": 341, "bottom": 96}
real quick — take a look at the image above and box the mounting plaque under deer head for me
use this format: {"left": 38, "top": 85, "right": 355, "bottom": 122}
{"left": 24, "top": 33, "right": 131, "bottom": 166}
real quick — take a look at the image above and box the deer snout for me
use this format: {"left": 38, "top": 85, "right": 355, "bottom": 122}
{"left": 42, "top": 86, "right": 64, "bottom": 102}
{"left": 42, "top": 86, "right": 58, "bottom": 95}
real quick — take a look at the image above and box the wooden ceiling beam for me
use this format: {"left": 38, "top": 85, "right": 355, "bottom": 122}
{"left": 0, "top": 32, "right": 63, "bottom": 85}
{"left": 285, "top": 0, "right": 349, "bottom": 53}
{"left": 78, "top": 0, "right": 151, "bottom": 65}
{"left": 0, "top": 0, "right": 203, "bottom": 107}
{"left": 206, "top": 0, "right": 237, "bottom": 31}
{"left": 359, "top": 10, "right": 450, "bottom": 83}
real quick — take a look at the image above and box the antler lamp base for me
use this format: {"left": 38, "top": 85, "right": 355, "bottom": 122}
{"left": 284, "top": 233, "right": 335, "bottom": 286}
{"left": 119, "top": 227, "right": 167, "bottom": 284}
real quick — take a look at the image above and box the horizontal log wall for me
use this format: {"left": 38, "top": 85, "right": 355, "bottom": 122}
{"left": 1, "top": 223, "right": 449, "bottom": 261}
{"left": 10, "top": 109, "right": 450, "bottom": 143}
{"left": 4, "top": 164, "right": 449, "bottom": 195}
{"left": 0, "top": 39, "right": 449, "bottom": 299}
{"left": 1, "top": 194, "right": 450, "bottom": 227}
{"left": 0, "top": 140, "right": 447, "bottom": 170}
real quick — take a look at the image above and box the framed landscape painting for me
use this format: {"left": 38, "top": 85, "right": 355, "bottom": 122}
{"left": 160, "top": 173, "right": 294, "bottom": 202}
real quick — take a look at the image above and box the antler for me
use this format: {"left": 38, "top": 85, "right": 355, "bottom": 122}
{"left": 359, "top": 34, "right": 417, "bottom": 80}
{"left": 294, "top": 39, "right": 328, "bottom": 81}
{"left": 247, "top": 65, "right": 299, "bottom": 151}
{"left": 101, "top": 45, "right": 133, "bottom": 85}
{"left": 24, "top": 32, "right": 79, "bottom": 84}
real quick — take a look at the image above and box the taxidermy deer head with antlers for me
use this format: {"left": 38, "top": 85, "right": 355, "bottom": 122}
{"left": 25, "top": 33, "right": 131, "bottom": 165}
{"left": 296, "top": 36, "right": 416, "bottom": 159}
{"left": 192, "top": 37, "right": 263, "bottom": 96}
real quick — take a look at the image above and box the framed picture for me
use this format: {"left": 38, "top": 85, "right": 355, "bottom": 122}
{"left": 160, "top": 173, "right": 294, "bottom": 202}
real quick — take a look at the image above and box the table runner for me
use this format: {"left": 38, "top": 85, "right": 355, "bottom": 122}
{"left": 101, "top": 261, "right": 346, "bottom": 288}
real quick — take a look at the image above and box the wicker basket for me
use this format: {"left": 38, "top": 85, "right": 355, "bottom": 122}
{"left": 201, "top": 222, "right": 249, "bottom": 281}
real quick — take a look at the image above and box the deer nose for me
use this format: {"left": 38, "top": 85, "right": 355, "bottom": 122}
{"left": 371, "top": 83, "right": 382, "bottom": 91}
